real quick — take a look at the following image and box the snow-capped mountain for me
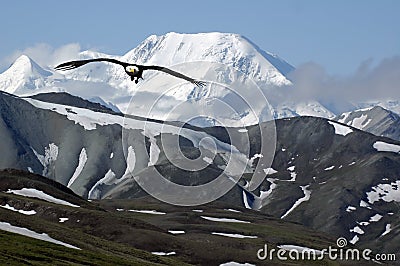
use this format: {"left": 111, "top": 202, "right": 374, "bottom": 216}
{"left": 336, "top": 106, "right": 400, "bottom": 141}
{"left": 0, "top": 55, "right": 51, "bottom": 95}
{"left": 0, "top": 32, "right": 335, "bottom": 126}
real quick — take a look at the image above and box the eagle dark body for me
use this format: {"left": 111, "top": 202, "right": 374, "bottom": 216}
{"left": 55, "top": 58, "right": 206, "bottom": 87}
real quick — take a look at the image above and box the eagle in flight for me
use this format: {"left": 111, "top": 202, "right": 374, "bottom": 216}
{"left": 55, "top": 58, "right": 206, "bottom": 87}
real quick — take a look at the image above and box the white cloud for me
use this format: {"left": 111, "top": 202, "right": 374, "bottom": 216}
{"left": 1, "top": 43, "right": 82, "bottom": 70}
{"left": 278, "top": 56, "right": 400, "bottom": 113}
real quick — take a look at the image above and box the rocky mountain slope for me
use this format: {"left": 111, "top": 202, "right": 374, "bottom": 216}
{"left": 243, "top": 116, "right": 400, "bottom": 257}
{"left": 336, "top": 106, "right": 400, "bottom": 141}
{"left": 0, "top": 90, "right": 399, "bottom": 262}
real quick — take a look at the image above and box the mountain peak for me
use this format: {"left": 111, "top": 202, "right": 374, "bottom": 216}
{"left": 0, "top": 55, "right": 51, "bottom": 95}
{"left": 14, "top": 54, "right": 31, "bottom": 64}
{"left": 122, "top": 31, "right": 294, "bottom": 88}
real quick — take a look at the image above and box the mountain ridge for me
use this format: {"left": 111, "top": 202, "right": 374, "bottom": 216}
{"left": 336, "top": 105, "right": 400, "bottom": 141}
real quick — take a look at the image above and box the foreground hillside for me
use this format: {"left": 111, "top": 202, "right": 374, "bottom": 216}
{"left": 0, "top": 169, "right": 345, "bottom": 265}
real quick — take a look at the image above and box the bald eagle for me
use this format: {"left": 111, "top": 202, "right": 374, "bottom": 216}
{"left": 55, "top": 58, "right": 206, "bottom": 87}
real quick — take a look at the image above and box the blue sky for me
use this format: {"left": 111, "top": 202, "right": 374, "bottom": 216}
{"left": 1, "top": 0, "right": 399, "bottom": 75}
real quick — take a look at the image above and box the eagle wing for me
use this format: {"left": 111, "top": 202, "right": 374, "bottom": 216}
{"left": 55, "top": 58, "right": 128, "bottom": 71}
{"left": 141, "top": 65, "right": 206, "bottom": 87}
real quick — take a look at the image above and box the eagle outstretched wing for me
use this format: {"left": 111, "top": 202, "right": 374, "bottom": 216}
{"left": 142, "top": 65, "right": 206, "bottom": 87}
{"left": 55, "top": 58, "right": 128, "bottom": 71}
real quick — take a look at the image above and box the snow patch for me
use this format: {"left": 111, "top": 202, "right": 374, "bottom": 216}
{"left": 287, "top": 166, "right": 295, "bottom": 171}
{"left": 219, "top": 262, "right": 255, "bottom": 266}
{"left": 88, "top": 169, "right": 117, "bottom": 199}
{"left": 281, "top": 185, "right": 311, "bottom": 219}
{"left": 289, "top": 172, "right": 297, "bottom": 182}
{"left": 31, "top": 143, "right": 59, "bottom": 177}
{"left": 369, "top": 214, "right": 383, "bottom": 222}
{"left": 366, "top": 180, "right": 400, "bottom": 204}
{"left": 211, "top": 232, "right": 257, "bottom": 239}
{"left": 328, "top": 121, "right": 353, "bottom": 136}
{"left": 0, "top": 222, "right": 80, "bottom": 249}
{"left": 360, "top": 200, "right": 370, "bottom": 208}
{"left": 242, "top": 191, "right": 251, "bottom": 209}
{"left": 203, "top": 156, "right": 214, "bottom": 164}
{"left": 124, "top": 146, "right": 136, "bottom": 175}
{"left": 349, "top": 235, "right": 359, "bottom": 244}
{"left": 350, "top": 226, "right": 364, "bottom": 235}
{"left": 224, "top": 208, "right": 241, "bottom": 213}
{"left": 59, "top": 217, "right": 69, "bottom": 223}
{"left": 381, "top": 224, "right": 391, "bottom": 236}
{"left": 351, "top": 114, "right": 369, "bottom": 128}
{"left": 147, "top": 135, "right": 160, "bottom": 166}
{"left": 201, "top": 216, "right": 250, "bottom": 224}
{"left": 168, "top": 230, "right": 185, "bottom": 234}
{"left": 346, "top": 206, "right": 356, "bottom": 212}
{"left": 249, "top": 153, "right": 263, "bottom": 166}
{"left": 67, "top": 148, "right": 87, "bottom": 188}
{"left": 259, "top": 178, "right": 278, "bottom": 201}
{"left": 324, "top": 165, "right": 335, "bottom": 171}
{"left": 0, "top": 204, "right": 36, "bottom": 215}
{"left": 128, "top": 209, "right": 166, "bottom": 215}
{"left": 151, "top": 251, "right": 176, "bottom": 256}
{"left": 6, "top": 188, "right": 79, "bottom": 208}
{"left": 373, "top": 141, "right": 400, "bottom": 153}
{"left": 263, "top": 168, "right": 277, "bottom": 175}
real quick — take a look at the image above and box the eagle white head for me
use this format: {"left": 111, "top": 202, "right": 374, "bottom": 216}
{"left": 126, "top": 65, "right": 139, "bottom": 73}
